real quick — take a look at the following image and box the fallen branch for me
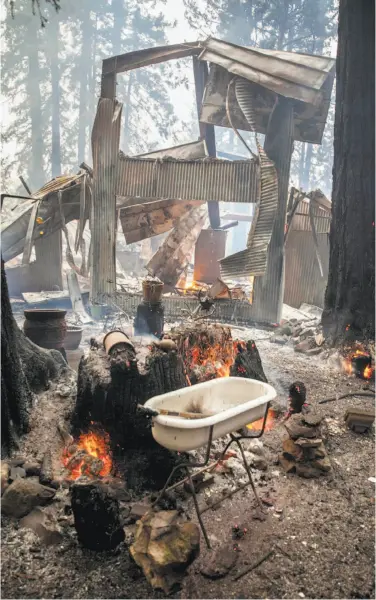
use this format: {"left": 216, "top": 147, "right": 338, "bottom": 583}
{"left": 319, "top": 391, "right": 375, "bottom": 405}
{"left": 233, "top": 549, "right": 275, "bottom": 581}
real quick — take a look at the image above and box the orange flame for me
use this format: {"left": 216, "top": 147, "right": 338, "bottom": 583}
{"left": 62, "top": 430, "right": 112, "bottom": 480}
{"left": 246, "top": 409, "right": 276, "bottom": 432}
{"left": 364, "top": 364, "right": 374, "bottom": 380}
{"left": 189, "top": 340, "right": 244, "bottom": 379}
{"left": 342, "top": 348, "right": 374, "bottom": 379}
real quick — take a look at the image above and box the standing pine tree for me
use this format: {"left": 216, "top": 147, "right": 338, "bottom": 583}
{"left": 322, "top": 0, "right": 375, "bottom": 343}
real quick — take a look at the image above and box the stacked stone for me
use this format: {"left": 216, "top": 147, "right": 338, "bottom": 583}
{"left": 279, "top": 412, "right": 331, "bottom": 478}
{"left": 270, "top": 317, "right": 325, "bottom": 356}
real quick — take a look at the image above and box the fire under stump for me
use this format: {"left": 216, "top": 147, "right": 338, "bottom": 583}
{"left": 72, "top": 336, "right": 189, "bottom": 497}
{"left": 69, "top": 325, "right": 268, "bottom": 497}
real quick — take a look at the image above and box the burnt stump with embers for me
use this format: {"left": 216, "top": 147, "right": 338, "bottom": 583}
{"left": 72, "top": 338, "right": 188, "bottom": 495}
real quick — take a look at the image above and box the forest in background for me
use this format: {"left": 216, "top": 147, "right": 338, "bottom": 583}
{"left": 1, "top": 0, "right": 338, "bottom": 198}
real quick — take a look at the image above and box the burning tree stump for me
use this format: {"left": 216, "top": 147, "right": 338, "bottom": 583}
{"left": 171, "top": 324, "right": 267, "bottom": 384}
{"left": 70, "top": 338, "right": 189, "bottom": 495}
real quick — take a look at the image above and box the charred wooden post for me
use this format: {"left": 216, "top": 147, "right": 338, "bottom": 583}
{"left": 71, "top": 480, "right": 124, "bottom": 550}
{"left": 252, "top": 97, "right": 294, "bottom": 323}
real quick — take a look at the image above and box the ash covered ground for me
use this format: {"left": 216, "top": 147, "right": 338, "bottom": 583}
{"left": 1, "top": 326, "right": 375, "bottom": 600}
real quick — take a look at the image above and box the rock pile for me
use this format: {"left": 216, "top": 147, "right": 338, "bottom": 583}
{"left": 279, "top": 412, "right": 331, "bottom": 478}
{"left": 270, "top": 305, "right": 325, "bottom": 355}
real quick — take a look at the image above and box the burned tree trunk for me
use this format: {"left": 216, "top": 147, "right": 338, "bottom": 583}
{"left": 322, "top": 0, "right": 375, "bottom": 344}
{"left": 1, "top": 260, "right": 32, "bottom": 456}
{"left": 1, "top": 260, "right": 66, "bottom": 456}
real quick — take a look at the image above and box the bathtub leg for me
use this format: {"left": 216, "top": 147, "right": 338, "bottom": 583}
{"left": 152, "top": 427, "right": 214, "bottom": 549}
{"left": 230, "top": 434, "right": 263, "bottom": 511}
{"left": 186, "top": 467, "right": 211, "bottom": 550}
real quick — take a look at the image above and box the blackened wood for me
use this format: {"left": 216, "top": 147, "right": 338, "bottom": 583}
{"left": 71, "top": 481, "right": 124, "bottom": 550}
{"left": 230, "top": 340, "right": 267, "bottom": 382}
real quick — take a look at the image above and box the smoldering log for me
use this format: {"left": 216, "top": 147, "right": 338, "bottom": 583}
{"left": 170, "top": 324, "right": 267, "bottom": 384}
{"left": 71, "top": 338, "right": 188, "bottom": 495}
{"left": 71, "top": 480, "right": 125, "bottom": 551}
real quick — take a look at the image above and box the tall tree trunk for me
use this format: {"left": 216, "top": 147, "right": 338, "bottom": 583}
{"left": 1, "top": 259, "right": 32, "bottom": 456}
{"left": 88, "top": 15, "right": 98, "bottom": 132}
{"left": 49, "top": 15, "right": 62, "bottom": 178}
{"left": 1, "top": 256, "right": 66, "bottom": 456}
{"left": 26, "top": 25, "right": 44, "bottom": 190}
{"left": 322, "top": 0, "right": 375, "bottom": 343}
{"left": 77, "top": 15, "right": 92, "bottom": 164}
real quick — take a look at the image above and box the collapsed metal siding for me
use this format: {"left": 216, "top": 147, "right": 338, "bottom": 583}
{"left": 284, "top": 231, "right": 330, "bottom": 308}
{"left": 284, "top": 194, "right": 331, "bottom": 309}
{"left": 115, "top": 292, "right": 257, "bottom": 325}
{"left": 116, "top": 156, "right": 259, "bottom": 204}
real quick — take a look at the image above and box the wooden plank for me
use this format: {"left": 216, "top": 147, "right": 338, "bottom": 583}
{"left": 119, "top": 198, "right": 202, "bottom": 243}
{"left": 22, "top": 200, "right": 40, "bottom": 265}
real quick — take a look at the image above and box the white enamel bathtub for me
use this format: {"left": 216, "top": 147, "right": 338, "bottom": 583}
{"left": 144, "top": 377, "right": 277, "bottom": 451}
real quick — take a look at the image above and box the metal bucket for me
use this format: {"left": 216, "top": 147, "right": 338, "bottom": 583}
{"left": 64, "top": 325, "right": 83, "bottom": 351}
{"left": 23, "top": 309, "right": 67, "bottom": 350}
{"left": 142, "top": 279, "right": 164, "bottom": 303}
{"left": 103, "top": 330, "right": 135, "bottom": 354}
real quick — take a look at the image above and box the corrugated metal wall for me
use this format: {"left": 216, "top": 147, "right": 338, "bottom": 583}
{"left": 284, "top": 231, "right": 329, "bottom": 308}
{"left": 284, "top": 197, "right": 331, "bottom": 309}
{"left": 116, "top": 156, "right": 259, "bottom": 204}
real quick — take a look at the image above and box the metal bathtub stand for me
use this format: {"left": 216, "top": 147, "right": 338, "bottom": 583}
{"left": 152, "top": 402, "right": 271, "bottom": 549}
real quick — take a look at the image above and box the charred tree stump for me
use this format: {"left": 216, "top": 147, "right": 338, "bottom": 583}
{"left": 72, "top": 340, "right": 188, "bottom": 496}
{"left": 71, "top": 480, "right": 124, "bottom": 550}
{"left": 171, "top": 324, "right": 267, "bottom": 384}
{"left": 230, "top": 341, "right": 267, "bottom": 382}
{"left": 1, "top": 260, "right": 66, "bottom": 457}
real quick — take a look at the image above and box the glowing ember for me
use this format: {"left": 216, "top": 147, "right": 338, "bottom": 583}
{"left": 363, "top": 364, "right": 374, "bottom": 380}
{"left": 246, "top": 409, "right": 277, "bottom": 432}
{"left": 342, "top": 348, "right": 374, "bottom": 380}
{"left": 62, "top": 430, "right": 112, "bottom": 480}
{"left": 189, "top": 340, "right": 244, "bottom": 379}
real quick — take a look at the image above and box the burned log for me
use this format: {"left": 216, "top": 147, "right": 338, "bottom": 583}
{"left": 71, "top": 480, "right": 124, "bottom": 550}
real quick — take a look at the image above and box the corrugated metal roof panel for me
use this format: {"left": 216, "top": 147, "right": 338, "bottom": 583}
{"left": 199, "top": 37, "right": 335, "bottom": 105}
